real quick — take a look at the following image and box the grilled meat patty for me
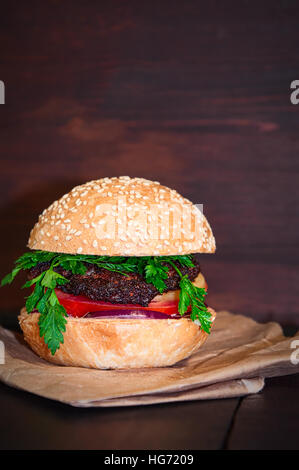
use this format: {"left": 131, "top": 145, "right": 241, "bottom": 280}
{"left": 28, "top": 258, "right": 201, "bottom": 306}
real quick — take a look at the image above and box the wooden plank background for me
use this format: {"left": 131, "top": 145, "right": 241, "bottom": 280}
{"left": 0, "top": 1, "right": 298, "bottom": 325}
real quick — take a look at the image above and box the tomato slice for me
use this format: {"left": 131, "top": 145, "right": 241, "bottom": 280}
{"left": 55, "top": 289, "right": 182, "bottom": 317}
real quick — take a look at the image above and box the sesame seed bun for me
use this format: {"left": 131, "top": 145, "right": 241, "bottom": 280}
{"left": 28, "top": 176, "right": 215, "bottom": 256}
{"left": 18, "top": 307, "right": 216, "bottom": 369}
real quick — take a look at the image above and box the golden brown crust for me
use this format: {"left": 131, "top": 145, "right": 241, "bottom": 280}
{"left": 28, "top": 176, "right": 216, "bottom": 256}
{"left": 18, "top": 307, "right": 216, "bottom": 369}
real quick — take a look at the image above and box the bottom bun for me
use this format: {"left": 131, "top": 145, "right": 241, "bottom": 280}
{"left": 18, "top": 307, "right": 216, "bottom": 369}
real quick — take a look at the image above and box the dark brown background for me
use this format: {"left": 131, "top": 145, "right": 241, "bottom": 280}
{"left": 0, "top": 0, "right": 298, "bottom": 326}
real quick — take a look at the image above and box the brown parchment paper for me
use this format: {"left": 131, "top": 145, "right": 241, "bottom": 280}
{"left": 0, "top": 310, "right": 298, "bottom": 407}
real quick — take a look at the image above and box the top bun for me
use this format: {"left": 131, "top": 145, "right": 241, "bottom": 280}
{"left": 28, "top": 177, "right": 215, "bottom": 256}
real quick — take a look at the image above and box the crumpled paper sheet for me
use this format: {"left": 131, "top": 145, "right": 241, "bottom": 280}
{"left": 0, "top": 311, "right": 298, "bottom": 407}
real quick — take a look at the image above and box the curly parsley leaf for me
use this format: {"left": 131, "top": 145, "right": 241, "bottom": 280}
{"left": 178, "top": 282, "right": 191, "bottom": 313}
{"left": 179, "top": 276, "right": 211, "bottom": 333}
{"left": 58, "top": 258, "right": 87, "bottom": 275}
{"left": 41, "top": 268, "right": 68, "bottom": 289}
{"left": 1, "top": 267, "right": 22, "bottom": 286}
{"left": 144, "top": 258, "right": 169, "bottom": 293}
{"left": 38, "top": 301, "right": 67, "bottom": 355}
{"left": 25, "top": 281, "right": 44, "bottom": 313}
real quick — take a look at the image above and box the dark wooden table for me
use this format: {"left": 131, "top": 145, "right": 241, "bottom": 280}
{"left": 0, "top": 0, "right": 299, "bottom": 451}
{"left": 1, "top": 371, "right": 298, "bottom": 450}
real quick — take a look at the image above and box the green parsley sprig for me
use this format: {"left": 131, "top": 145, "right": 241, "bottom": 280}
{"left": 1, "top": 251, "right": 211, "bottom": 355}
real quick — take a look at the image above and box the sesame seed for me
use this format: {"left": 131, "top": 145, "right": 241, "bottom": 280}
{"left": 77, "top": 247, "right": 83, "bottom": 253}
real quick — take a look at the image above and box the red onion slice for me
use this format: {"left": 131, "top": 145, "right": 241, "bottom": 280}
{"left": 83, "top": 309, "right": 184, "bottom": 320}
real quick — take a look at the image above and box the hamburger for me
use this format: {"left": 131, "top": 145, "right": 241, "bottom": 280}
{"left": 1, "top": 176, "right": 216, "bottom": 369}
